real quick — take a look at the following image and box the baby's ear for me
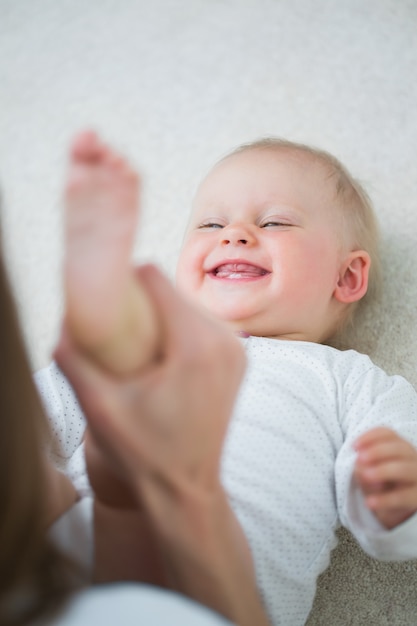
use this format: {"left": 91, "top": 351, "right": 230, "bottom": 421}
{"left": 334, "top": 250, "right": 371, "bottom": 304}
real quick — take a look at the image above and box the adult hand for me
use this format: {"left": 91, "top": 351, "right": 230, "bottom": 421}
{"left": 55, "top": 265, "right": 271, "bottom": 626}
{"left": 55, "top": 263, "right": 245, "bottom": 510}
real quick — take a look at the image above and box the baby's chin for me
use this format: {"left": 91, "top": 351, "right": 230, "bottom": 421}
{"left": 174, "top": 286, "right": 277, "bottom": 335}
{"left": 211, "top": 315, "right": 309, "bottom": 342}
{"left": 213, "top": 315, "right": 267, "bottom": 337}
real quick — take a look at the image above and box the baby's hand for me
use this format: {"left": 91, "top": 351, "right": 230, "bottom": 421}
{"left": 354, "top": 427, "right": 417, "bottom": 529}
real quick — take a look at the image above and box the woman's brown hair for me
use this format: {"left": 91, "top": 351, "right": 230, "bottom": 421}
{"left": 0, "top": 240, "right": 75, "bottom": 624}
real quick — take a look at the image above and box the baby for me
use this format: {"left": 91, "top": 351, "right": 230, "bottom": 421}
{"left": 39, "top": 132, "right": 417, "bottom": 626}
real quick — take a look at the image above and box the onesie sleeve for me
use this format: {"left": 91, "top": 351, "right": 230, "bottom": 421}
{"left": 334, "top": 361, "right": 417, "bottom": 561}
{"left": 35, "top": 361, "right": 91, "bottom": 496}
{"left": 346, "top": 478, "right": 417, "bottom": 560}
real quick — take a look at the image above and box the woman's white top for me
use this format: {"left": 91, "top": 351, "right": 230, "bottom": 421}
{"left": 41, "top": 584, "right": 232, "bottom": 625}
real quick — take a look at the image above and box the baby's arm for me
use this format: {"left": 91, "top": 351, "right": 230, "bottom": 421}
{"left": 64, "top": 130, "right": 159, "bottom": 375}
{"left": 354, "top": 427, "right": 417, "bottom": 529}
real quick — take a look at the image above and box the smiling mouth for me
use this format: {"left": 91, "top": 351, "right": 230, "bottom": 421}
{"left": 209, "top": 263, "right": 270, "bottom": 280}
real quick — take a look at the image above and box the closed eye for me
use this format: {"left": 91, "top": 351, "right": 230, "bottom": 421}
{"left": 197, "top": 221, "right": 224, "bottom": 230}
{"left": 261, "top": 221, "right": 291, "bottom": 228}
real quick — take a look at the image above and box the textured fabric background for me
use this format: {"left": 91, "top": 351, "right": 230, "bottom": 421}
{"left": 1, "top": 1, "right": 417, "bottom": 623}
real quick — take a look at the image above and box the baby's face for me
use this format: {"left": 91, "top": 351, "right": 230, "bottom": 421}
{"left": 176, "top": 148, "right": 347, "bottom": 342}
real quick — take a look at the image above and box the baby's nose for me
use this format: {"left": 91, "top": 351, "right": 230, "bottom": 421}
{"left": 221, "top": 224, "right": 254, "bottom": 246}
{"left": 222, "top": 236, "right": 248, "bottom": 245}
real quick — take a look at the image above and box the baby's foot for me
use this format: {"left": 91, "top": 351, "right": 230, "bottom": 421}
{"left": 64, "top": 131, "right": 140, "bottom": 352}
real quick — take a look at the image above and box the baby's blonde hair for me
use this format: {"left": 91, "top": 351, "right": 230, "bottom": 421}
{"left": 226, "top": 138, "right": 382, "bottom": 330}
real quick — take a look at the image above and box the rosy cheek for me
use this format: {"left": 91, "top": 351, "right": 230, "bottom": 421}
{"left": 175, "top": 256, "right": 189, "bottom": 290}
{"left": 176, "top": 249, "right": 202, "bottom": 294}
{"left": 296, "top": 241, "right": 337, "bottom": 292}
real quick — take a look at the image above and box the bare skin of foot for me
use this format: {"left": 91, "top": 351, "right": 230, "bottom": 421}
{"left": 64, "top": 131, "right": 158, "bottom": 374}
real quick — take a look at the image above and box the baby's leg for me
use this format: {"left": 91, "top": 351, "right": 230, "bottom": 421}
{"left": 64, "top": 131, "right": 158, "bottom": 373}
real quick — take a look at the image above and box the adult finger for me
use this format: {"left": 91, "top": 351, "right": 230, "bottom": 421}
{"left": 55, "top": 325, "right": 150, "bottom": 480}
{"left": 135, "top": 264, "right": 245, "bottom": 374}
{"left": 54, "top": 326, "right": 123, "bottom": 438}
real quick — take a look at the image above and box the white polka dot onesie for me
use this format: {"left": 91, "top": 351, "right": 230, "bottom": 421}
{"left": 35, "top": 338, "right": 417, "bottom": 626}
